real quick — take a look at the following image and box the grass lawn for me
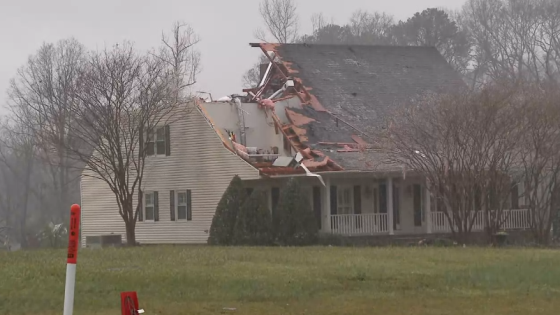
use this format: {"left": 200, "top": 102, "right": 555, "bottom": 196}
{"left": 1, "top": 246, "right": 560, "bottom": 315}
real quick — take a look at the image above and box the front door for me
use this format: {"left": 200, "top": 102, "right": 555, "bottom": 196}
{"left": 337, "top": 186, "right": 353, "bottom": 214}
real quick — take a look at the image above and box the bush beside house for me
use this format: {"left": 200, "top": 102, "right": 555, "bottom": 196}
{"left": 209, "top": 176, "right": 319, "bottom": 247}
{"left": 233, "top": 190, "right": 273, "bottom": 245}
{"left": 208, "top": 175, "right": 247, "bottom": 246}
{"left": 273, "top": 178, "right": 319, "bottom": 246}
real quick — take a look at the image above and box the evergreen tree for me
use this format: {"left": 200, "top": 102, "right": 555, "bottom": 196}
{"left": 233, "top": 190, "right": 273, "bottom": 246}
{"left": 273, "top": 178, "right": 319, "bottom": 246}
{"left": 208, "top": 175, "right": 246, "bottom": 245}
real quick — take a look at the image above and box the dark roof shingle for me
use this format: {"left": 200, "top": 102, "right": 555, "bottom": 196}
{"left": 273, "top": 44, "right": 465, "bottom": 170}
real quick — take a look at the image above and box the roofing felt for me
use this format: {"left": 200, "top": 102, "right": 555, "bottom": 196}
{"left": 269, "top": 44, "right": 465, "bottom": 171}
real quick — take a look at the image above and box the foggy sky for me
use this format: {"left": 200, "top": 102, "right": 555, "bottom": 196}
{"left": 0, "top": 0, "right": 465, "bottom": 107}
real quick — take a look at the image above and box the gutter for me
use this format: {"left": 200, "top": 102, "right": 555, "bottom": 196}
{"left": 267, "top": 169, "right": 421, "bottom": 179}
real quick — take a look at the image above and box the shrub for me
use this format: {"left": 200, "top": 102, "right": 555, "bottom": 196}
{"left": 273, "top": 178, "right": 319, "bottom": 246}
{"left": 233, "top": 189, "right": 273, "bottom": 246}
{"left": 208, "top": 175, "right": 246, "bottom": 245}
{"left": 37, "top": 222, "right": 68, "bottom": 248}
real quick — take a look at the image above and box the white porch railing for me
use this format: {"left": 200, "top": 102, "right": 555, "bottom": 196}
{"left": 330, "top": 213, "right": 388, "bottom": 235}
{"left": 431, "top": 209, "right": 530, "bottom": 233}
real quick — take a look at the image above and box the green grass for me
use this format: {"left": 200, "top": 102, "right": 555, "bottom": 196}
{"left": 1, "top": 246, "right": 560, "bottom": 314}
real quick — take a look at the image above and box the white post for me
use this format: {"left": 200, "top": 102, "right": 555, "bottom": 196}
{"left": 63, "top": 264, "right": 77, "bottom": 315}
{"left": 323, "top": 177, "right": 331, "bottom": 233}
{"left": 387, "top": 177, "right": 394, "bottom": 235}
{"left": 64, "top": 204, "right": 81, "bottom": 315}
{"left": 425, "top": 184, "right": 432, "bottom": 234}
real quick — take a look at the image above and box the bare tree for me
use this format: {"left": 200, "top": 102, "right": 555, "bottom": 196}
{"left": 348, "top": 10, "right": 394, "bottom": 45}
{"left": 391, "top": 8, "right": 471, "bottom": 74}
{"left": 64, "top": 22, "right": 198, "bottom": 246}
{"left": 460, "top": 0, "right": 560, "bottom": 88}
{"left": 0, "top": 119, "right": 38, "bottom": 248}
{"left": 516, "top": 82, "right": 560, "bottom": 244}
{"left": 61, "top": 41, "right": 184, "bottom": 246}
{"left": 6, "top": 38, "right": 86, "bottom": 224}
{"left": 379, "top": 83, "right": 523, "bottom": 243}
{"left": 244, "top": 0, "right": 299, "bottom": 89}
{"left": 255, "top": 0, "right": 299, "bottom": 43}
{"left": 242, "top": 55, "right": 271, "bottom": 88}
{"left": 311, "top": 13, "right": 331, "bottom": 35}
{"left": 156, "top": 21, "right": 201, "bottom": 100}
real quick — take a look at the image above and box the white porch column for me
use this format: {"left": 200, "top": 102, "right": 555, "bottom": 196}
{"left": 425, "top": 184, "right": 432, "bottom": 234}
{"left": 322, "top": 177, "right": 331, "bottom": 233}
{"left": 387, "top": 177, "right": 394, "bottom": 235}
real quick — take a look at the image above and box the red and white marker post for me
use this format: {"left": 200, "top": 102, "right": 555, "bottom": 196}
{"left": 63, "top": 204, "right": 81, "bottom": 315}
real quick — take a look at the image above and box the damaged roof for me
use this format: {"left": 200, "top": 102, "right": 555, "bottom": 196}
{"left": 246, "top": 43, "right": 465, "bottom": 172}
{"left": 275, "top": 44, "right": 464, "bottom": 138}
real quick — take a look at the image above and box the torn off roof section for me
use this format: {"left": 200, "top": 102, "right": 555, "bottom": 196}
{"left": 273, "top": 44, "right": 465, "bottom": 139}
{"left": 247, "top": 43, "right": 465, "bottom": 172}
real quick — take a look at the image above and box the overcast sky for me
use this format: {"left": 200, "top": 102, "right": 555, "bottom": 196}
{"left": 0, "top": 0, "right": 465, "bottom": 106}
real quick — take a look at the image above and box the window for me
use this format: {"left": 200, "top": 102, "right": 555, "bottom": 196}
{"left": 171, "top": 190, "right": 192, "bottom": 221}
{"left": 146, "top": 125, "right": 170, "bottom": 156}
{"left": 178, "top": 191, "right": 188, "bottom": 220}
{"left": 337, "top": 186, "right": 353, "bottom": 214}
{"left": 144, "top": 191, "right": 159, "bottom": 221}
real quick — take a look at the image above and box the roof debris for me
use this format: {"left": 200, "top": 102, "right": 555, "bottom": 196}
{"left": 199, "top": 42, "right": 464, "bottom": 175}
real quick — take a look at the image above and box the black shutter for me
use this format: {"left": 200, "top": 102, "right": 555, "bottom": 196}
{"left": 330, "top": 185, "right": 337, "bottom": 230}
{"left": 165, "top": 125, "right": 171, "bottom": 156}
{"left": 393, "top": 186, "right": 400, "bottom": 229}
{"left": 313, "top": 186, "right": 322, "bottom": 229}
{"left": 379, "top": 184, "right": 387, "bottom": 213}
{"left": 353, "top": 185, "right": 362, "bottom": 214}
{"left": 330, "top": 185, "right": 337, "bottom": 215}
{"left": 154, "top": 191, "right": 159, "bottom": 221}
{"left": 187, "top": 189, "right": 192, "bottom": 221}
{"left": 413, "top": 185, "right": 422, "bottom": 226}
{"left": 170, "top": 190, "right": 175, "bottom": 221}
{"left": 138, "top": 190, "right": 143, "bottom": 222}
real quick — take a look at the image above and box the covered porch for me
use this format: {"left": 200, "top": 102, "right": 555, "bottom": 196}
{"left": 248, "top": 172, "right": 532, "bottom": 237}
{"left": 322, "top": 173, "right": 432, "bottom": 236}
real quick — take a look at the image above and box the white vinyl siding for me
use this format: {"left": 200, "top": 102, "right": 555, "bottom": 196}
{"left": 80, "top": 104, "right": 260, "bottom": 246}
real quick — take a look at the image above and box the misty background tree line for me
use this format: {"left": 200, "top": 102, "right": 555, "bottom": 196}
{"left": 0, "top": 21, "right": 199, "bottom": 248}
{"left": 245, "top": 0, "right": 560, "bottom": 89}
{"left": 1, "top": 0, "right": 560, "bottom": 249}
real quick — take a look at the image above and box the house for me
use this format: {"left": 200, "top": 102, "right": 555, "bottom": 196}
{"left": 80, "top": 43, "right": 531, "bottom": 246}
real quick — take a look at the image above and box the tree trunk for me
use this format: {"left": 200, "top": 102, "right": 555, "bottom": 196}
{"left": 123, "top": 201, "right": 137, "bottom": 246}
{"left": 125, "top": 220, "right": 137, "bottom": 246}
{"left": 58, "top": 160, "right": 69, "bottom": 223}
{"left": 19, "top": 154, "right": 33, "bottom": 248}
